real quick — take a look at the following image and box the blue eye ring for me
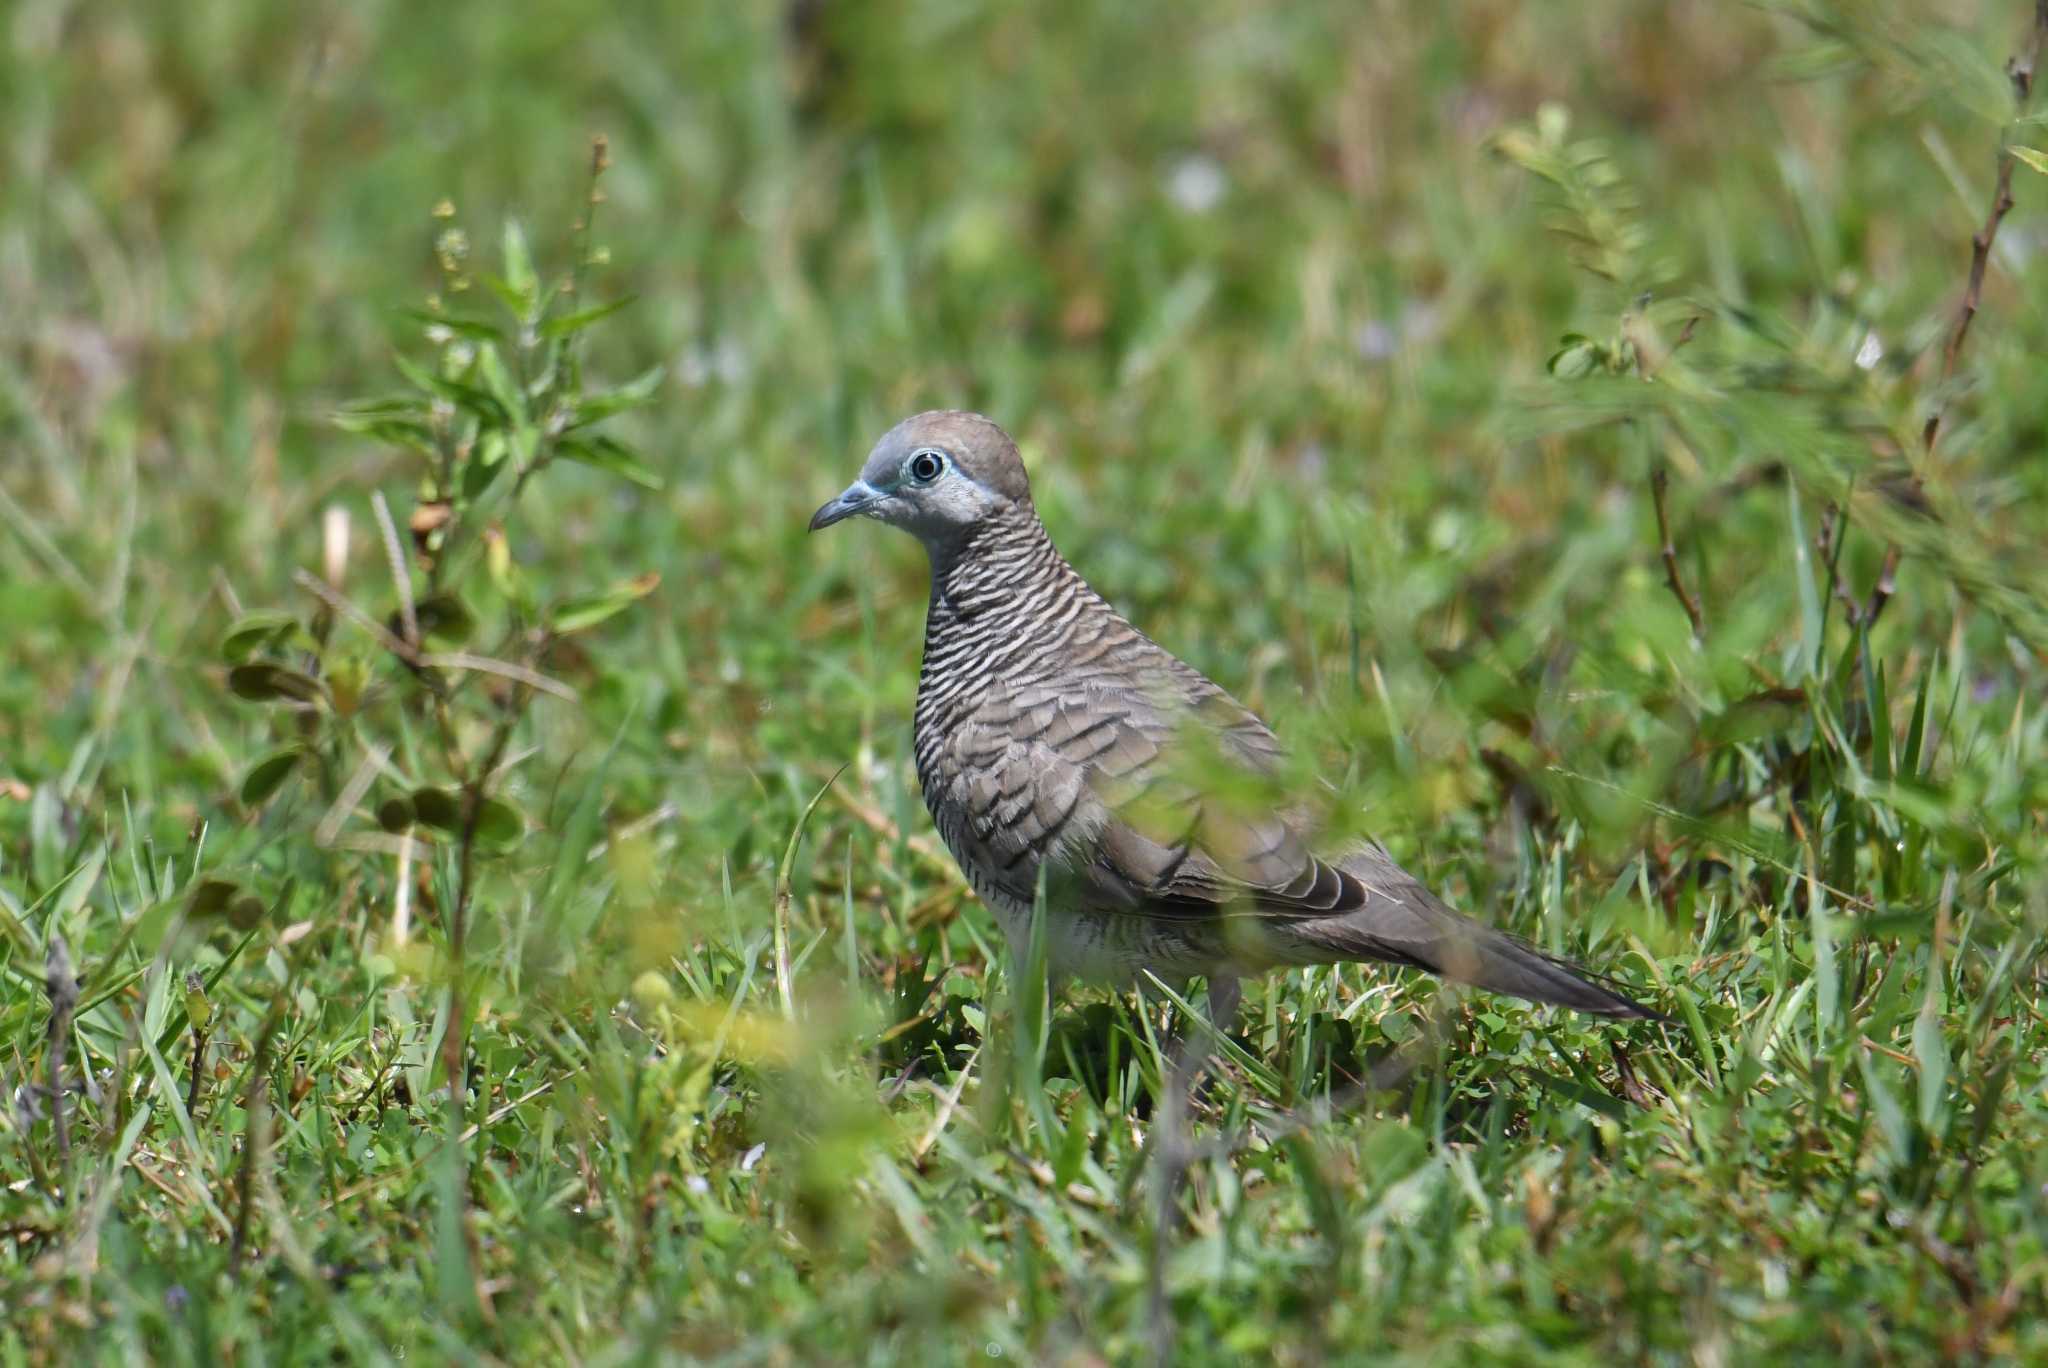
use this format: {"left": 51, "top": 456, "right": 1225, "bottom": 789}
{"left": 906, "top": 448, "right": 946, "bottom": 483}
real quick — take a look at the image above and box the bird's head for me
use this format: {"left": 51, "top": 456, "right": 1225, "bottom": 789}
{"left": 808, "top": 410, "right": 1032, "bottom": 546}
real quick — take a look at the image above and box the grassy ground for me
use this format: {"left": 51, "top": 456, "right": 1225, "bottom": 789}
{"left": 5, "top": 1, "right": 2048, "bottom": 1361}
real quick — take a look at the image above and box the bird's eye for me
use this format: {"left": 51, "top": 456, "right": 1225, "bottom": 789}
{"left": 907, "top": 449, "right": 946, "bottom": 484}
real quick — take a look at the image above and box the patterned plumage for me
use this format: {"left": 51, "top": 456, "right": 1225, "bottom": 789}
{"left": 812, "top": 411, "right": 1659, "bottom": 1021}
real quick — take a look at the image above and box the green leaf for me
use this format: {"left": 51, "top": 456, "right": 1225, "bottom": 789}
{"left": 556, "top": 434, "right": 662, "bottom": 489}
{"left": 1901, "top": 655, "right": 1934, "bottom": 778}
{"left": 411, "top": 787, "right": 462, "bottom": 832}
{"left": 502, "top": 220, "right": 538, "bottom": 317}
{"left": 1546, "top": 334, "right": 1607, "bottom": 379}
{"left": 551, "top": 572, "right": 661, "bottom": 634}
{"left": 539, "top": 295, "right": 636, "bottom": 340}
{"left": 220, "top": 612, "right": 302, "bottom": 661}
{"left": 1700, "top": 687, "right": 1806, "bottom": 746}
{"left": 1859, "top": 1051, "right": 1912, "bottom": 1168}
{"left": 510, "top": 423, "right": 540, "bottom": 471}
{"left": 335, "top": 394, "right": 428, "bottom": 421}
{"left": 377, "top": 796, "right": 416, "bottom": 833}
{"left": 186, "top": 877, "right": 242, "bottom": 919}
{"left": 227, "top": 663, "right": 324, "bottom": 704}
{"left": 462, "top": 443, "right": 505, "bottom": 500}
{"left": 567, "top": 365, "right": 666, "bottom": 428}
{"left": 1520, "top": 1066, "right": 1627, "bottom": 1121}
{"left": 396, "top": 307, "right": 503, "bottom": 342}
{"left": 1787, "top": 485, "right": 1822, "bottom": 679}
{"left": 1913, "top": 993, "right": 1947, "bottom": 1134}
{"left": 1862, "top": 647, "right": 1892, "bottom": 782}
{"left": 476, "top": 343, "right": 526, "bottom": 425}
{"left": 525, "top": 339, "right": 562, "bottom": 401}
{"left": 411, "top": 593, "right": 475, "bottom": 645}
{"left": 182, "top": 973, "right": 212, "bottom": 1031}
{"left": 240, "top": 746, "right": 306, "bottom": 806}
{"left": 332, "top": 415, "right": 437, "bottom": 453}
{"left": 2011, "top": 145, "right": 2048, "bottom": 177}
{"left": 394, "top": 354, "right": 508, "bottom": 426}
{"left": 1052, "top": 1107, "right": 1091, "bottom": 1188}
{"left": 474, "top": 796, "right": 524, "bottom": 848}
{"left": 407, "top": 787, "right": 520, "bottom": 847}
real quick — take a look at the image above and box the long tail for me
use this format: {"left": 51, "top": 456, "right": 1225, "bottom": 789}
{"left": 1276, "top": 846, "right": 1665, "bottom": 1020}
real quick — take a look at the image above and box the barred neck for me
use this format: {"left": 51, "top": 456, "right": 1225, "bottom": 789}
{"left": 925, "top": 503, "right": 1075, "bottom": 625}
{"left": 916, "top": 502, "right": 1116, "bottom": 706}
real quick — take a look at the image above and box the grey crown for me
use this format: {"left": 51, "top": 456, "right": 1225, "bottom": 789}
{"left": 812, "top": 410, "right": 1659, "bottom": 1020}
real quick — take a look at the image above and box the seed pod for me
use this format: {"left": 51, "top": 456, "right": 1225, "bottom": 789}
{"left": 377, "top": 795, "right": 417, "bottom": 833}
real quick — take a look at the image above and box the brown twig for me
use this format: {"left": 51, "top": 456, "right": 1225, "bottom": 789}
{"left": 1629, "top": 308, "right": 1708, "bottom": 641}
{"left": 1922, "top": 12, "right": 2042, "bottom": 457}
{"left": 1651, "top": 463, "right": 1706, "bottom": 640}
{"left": 290, "top": 568, "right": 572, "bottom": 699}
{"left": 1866, "top": 1, "right": 2046, "bottom": 628}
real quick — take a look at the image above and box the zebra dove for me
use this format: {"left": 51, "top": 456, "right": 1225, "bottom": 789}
{"left": 811, "top": 411, "right": 1660, "bottom": 1024}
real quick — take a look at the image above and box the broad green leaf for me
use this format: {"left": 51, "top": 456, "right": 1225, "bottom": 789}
{"left": 539, "top": 294, "right": 636, "bottom": 339}
{"left": 395, "top": 354, "right": 508, "bottom": 426}
{"left": 240, "top": 746, "right": 305, "bottom": 806}
{"left": 220, "top": 612, "right": 302, "bottom": 661}
{"left": 551, "top": 572, "right": 661, "bottom": 634}
{"left": 396, "top": 307, "right": 503, "bottom": 342}
{"left": 334, "top": 395, "right": 428, "bottom": 422}
{"left": 377, "top": 795, "right": 416, "bottom": 833}
{"left": 476, "top": 343, "right": 526, "bottom": 424}
{"left": 227, "top": 663, "right": 324, "bottom": 704}
{"left": 411, "top": 593, "right": 475, "bottom": 645}
{"left": 462, "top": 442, "right": 506, "bottom": 500}
{"left": 181, "top": 972, "right": 211, "bottom": 1032}
{"left": 411, "top": 787, "right": 462, "bottom": 832}
{"left": 1700, "top": 687, "right": 1806, "bottom": 746}
{"left": 227, "top": 895, "right": 266, "bottom": 930}
{"left": 502, "top": 220, "right": 538, "bottom": 317}
{"left": 1913, "top": 993, "right": 1947, "bottom": 1134}
{"left": 1520, "top": 1066, "right": 1627, "bottom": 1121}
{"left": 556, "top": 434, "right": 662, "bottom": 489}
{"left": 1859, "top": 1051, "right": 1912, "bottom": 1168}
{"left": 2010, "top": 145, "right": 2048, "bottom": 177}
{"left": 1901, "top": 655, "right": 1934, "bottom": 777}
{"left": 566, "top": 365, "right": 665, "bottom": 427}
{"left": 332, "top": 415, "right": 437, "bottom": 453}
{"left": 1052, "top": 1106, "right": 1091, "bottom": 1188}
{"left": 474, "top": 796, "right": 524, "bottom": 847}
{"left": 406, "top": 787, "right": 520, "bottom": 846}
{"left": 1787, "top": 485, "right": 1822, "bottom": 679}
{"left": 186, "top": 877, "right": 242, "bottom": 919}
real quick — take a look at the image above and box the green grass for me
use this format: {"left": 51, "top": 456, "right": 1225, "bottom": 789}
{"left": 6, "top": 1, "right": 2048, "bottom": 1362}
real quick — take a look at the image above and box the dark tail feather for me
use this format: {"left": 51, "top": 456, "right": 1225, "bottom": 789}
{"left": 1425, "top": 924, "right": 1664, "bottom": 1020}
{"left": 1287, "top": 848, "right": 1668, "bottom": 1021}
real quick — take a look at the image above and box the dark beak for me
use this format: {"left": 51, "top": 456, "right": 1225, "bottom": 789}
{"left": 808, "top": 480, "right": 881, "bottom": 532}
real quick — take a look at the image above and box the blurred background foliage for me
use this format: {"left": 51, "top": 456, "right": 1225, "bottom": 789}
{"left": 4, "top": 0, "right": 2047, "bottom": 1361}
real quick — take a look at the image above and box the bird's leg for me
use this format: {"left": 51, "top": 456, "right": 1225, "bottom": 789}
{"left": 1161, "top": 973, "right": 1240, "bottom": 1103}
{"left": 1146, "top": 974, "right": 1241, "bottom": 1367}
{"left": 1206, "top": 973, "right": 1241, "bottom": 1045}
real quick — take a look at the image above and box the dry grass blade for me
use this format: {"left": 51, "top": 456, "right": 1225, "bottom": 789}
{"left": 371, "top": 490, "right": 420, "bottom": 649}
